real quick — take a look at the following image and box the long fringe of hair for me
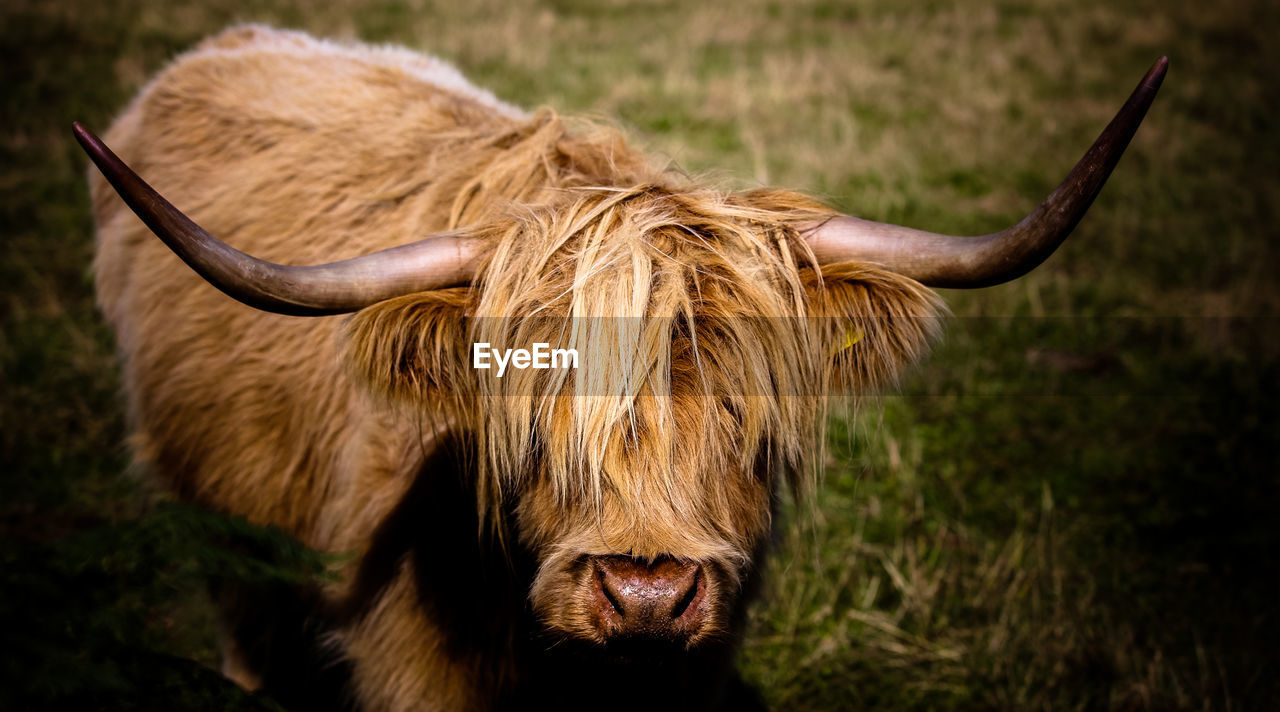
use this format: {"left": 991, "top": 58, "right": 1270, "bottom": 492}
{"left": 346, "top": 109, "right": 944, "bottom": 532}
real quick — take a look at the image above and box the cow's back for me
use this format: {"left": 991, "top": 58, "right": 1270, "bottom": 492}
{"left": 90, "top": 25, "right": 529, "bottom": 542}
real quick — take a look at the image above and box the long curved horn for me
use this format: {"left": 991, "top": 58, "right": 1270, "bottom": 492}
{"left": 73, "top": 123, "right": 483, "bottom": 316}
{"left": 805, "top": 56, "right": 1168, "bottom": 288}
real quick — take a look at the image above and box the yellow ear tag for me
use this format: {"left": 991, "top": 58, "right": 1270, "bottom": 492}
{"left": 837, "top": 323, "right": 862, "bottom": 354}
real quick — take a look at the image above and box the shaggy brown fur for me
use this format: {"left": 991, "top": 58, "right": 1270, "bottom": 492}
{"left": 92, "top": 26, "right": 943, "bottom": 711}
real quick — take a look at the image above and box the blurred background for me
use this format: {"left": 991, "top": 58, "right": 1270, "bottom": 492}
{"left": 2, "top": 0, "right": 1276, "bottom": 709}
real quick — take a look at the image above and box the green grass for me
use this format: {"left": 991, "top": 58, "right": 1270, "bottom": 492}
{"left": 2, "top": 0, "right": 1276, "bottom": 709}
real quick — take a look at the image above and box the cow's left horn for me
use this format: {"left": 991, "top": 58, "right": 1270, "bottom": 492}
{"left": 805, "top": 56, "right": 1167, "bottom": 288}
{"left": 73, "top": 123, "right": 482, "bottom": 316}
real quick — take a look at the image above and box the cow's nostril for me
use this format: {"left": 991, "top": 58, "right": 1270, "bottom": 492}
{"left": 589, "top": 556, "right": 706, "bottom": 641}
{"left": 597, "top": 565, "right": 626, "bottom": 617}
{"left": 668, "top": 567, "right": 699, "bottom": 620}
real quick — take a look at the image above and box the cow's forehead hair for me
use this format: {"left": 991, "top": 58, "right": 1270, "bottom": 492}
{"left": 469, "top": 185, "right": 836, "bottom": 521}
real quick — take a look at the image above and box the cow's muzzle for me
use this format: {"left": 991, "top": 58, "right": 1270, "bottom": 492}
{"left": 588, "top": 556, "right": 707, "bottom": 644}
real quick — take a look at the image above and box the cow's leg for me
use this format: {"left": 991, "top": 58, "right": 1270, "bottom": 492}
{"left": 217, "top": 617, "right": 264, "bottom": 691}
{"left": 213, "top": 580, "right": 355, "bottom": 710}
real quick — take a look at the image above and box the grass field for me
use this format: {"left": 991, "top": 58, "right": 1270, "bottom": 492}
{"left": 2, "top": 0, "right": 1277, "bottom": 709}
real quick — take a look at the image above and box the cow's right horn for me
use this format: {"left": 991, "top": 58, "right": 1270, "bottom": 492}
{"left": 73, "top": 123, "right": 482, "bottom": 316}
{"left": 804, "top": 56, "right": 1168, "bottom": 288}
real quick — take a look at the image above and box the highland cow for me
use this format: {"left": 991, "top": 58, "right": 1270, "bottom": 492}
{"left": 78, "top": 26, "right": 1165, "bottom": 712}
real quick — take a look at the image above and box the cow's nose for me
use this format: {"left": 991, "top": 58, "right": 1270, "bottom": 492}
{"left": 588, "top": 556, "right": 706, "bottom": 642}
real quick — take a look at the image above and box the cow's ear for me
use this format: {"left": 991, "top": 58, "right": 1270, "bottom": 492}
{"left": 344, "top": 289, "right": 472, "bottom": 402}
{"left": 805, "top": 263, "right": 946, "bottom": 392}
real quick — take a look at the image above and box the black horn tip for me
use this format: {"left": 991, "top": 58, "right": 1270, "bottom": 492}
{"left": 72, "top": 122, "right": 114, "bottom": 167}
{"left": 72, "top": 121, "right": 95, "bottom": 148}
{"left": 1143, "top": 56, "right": 1169, "bottom": 91}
